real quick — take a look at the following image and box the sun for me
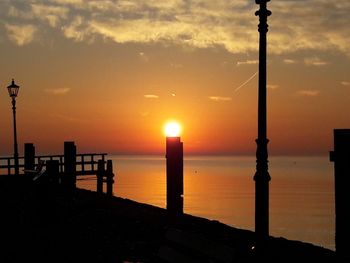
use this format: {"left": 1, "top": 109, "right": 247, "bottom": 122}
{"left": 164, "top": 121, "right": 182, "bottom": 137}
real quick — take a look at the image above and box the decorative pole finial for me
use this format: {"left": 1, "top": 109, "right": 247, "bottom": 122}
{"left": 254, "top": 0, "right": 271, "bottom": 249}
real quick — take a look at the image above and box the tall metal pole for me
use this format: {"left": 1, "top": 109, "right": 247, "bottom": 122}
{"left": 254, "top": 0, "right": 271, "bottom": 244}
{"left": 12, "top": 97, "right": 19, "bottom": 176}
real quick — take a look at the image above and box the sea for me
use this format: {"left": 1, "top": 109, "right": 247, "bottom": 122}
{"left": 77, "top": 155, "right": 335, "bottom": 251}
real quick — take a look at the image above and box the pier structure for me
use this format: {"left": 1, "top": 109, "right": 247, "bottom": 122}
{"left": 0, "top": 141, "right": 114, "bottom": 196}
{"left": 254, "top": 0, "right": 272, "bottom": 247}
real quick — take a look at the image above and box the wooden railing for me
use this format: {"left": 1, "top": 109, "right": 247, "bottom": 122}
{"left": 0, "top": 153, "right": 107, "bottom": 176}
{"left": 0, "top": 142, "right": 114, "bottom": 196}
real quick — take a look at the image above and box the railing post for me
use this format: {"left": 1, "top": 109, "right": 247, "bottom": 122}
{"left": 7, "top": 158, "right": 11, "bottom": 176}
{"left": 63, "top": 141, "right": 76, "bottom": 191}
{"left": 106, "top": 160, "right": 114, "bottom": 197}
{"left": 81, "top": 155, "right": 85, "bottom": 174}
{"left": 96, "top": 159, "right": 104, "bottom": 194}
{"left": 24, "top": 143, "right": 35, "bottom": 176}
{"left": 46, "top": 160, "right": 60, "bottom": 186}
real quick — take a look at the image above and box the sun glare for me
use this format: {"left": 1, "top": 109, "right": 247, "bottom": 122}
{"left": 164, "top": 121, "right": 181, "bottom": 137}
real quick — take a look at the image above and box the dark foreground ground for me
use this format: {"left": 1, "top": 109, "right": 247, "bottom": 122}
{"left": 0, "top": 176, "right": 344, "bottom": 263}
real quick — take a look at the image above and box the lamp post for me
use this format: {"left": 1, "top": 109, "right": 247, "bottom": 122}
{"left": 7, "top": 79, "right": 20, "bottom": 176}
{"left": 254, "top": 0, "right": 272, "bottom": 246}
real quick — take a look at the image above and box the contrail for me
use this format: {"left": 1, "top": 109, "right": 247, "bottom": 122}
{"left": 234, "top": 71, "right": 258, "bottom": 92}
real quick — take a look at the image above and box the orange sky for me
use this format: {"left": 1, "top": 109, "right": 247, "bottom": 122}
{"left": 0, "top": 1, "right": 349, "bottom": 156}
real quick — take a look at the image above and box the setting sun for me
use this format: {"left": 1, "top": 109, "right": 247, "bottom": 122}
{"left": 164, "top": 121, "right": 182, "bottom": 137}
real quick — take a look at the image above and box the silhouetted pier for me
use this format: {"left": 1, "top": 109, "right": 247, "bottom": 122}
{"left": 0, "top": 141, "right": 115, "bottom": 196}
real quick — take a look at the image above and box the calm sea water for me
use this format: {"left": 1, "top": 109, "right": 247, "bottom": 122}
{"left": 78, "top": 155, "right": 335, "bottom": 250}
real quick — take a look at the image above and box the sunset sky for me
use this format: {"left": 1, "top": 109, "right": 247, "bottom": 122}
{"left": 0, "top": 0, "right": 349, "bottom": 156}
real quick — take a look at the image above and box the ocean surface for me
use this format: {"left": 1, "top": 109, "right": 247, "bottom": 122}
{"left": 78, "top": 155, "right": 335, "bottom": 250}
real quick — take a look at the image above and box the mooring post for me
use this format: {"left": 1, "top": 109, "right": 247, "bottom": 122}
{"left": 330, "top": 129, "right": 350, "bottom": 259}
{"left": 24, "top": 143, "right": 35, "bottom": 176}
{"left": 63, "top": 141, "right": 77, "bottom": 191}
{"left": 97, "top": 159, "right": 104, "bottom": 194}
{"left": 46, "top": 160, "right": 60, "bottom": 186}
{"left": 166, "top": 137, "right": 184, "bottom": 215}
{"left": 106, "top": 160, "right": 114, "bottom": 197}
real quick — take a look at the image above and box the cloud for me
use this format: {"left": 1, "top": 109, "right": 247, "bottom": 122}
{"left": 140, "top": 111, "right": 149, "bottom": 117}
{"left": 209, "top": 96, "right": 232, "bottom": 102}
{"left": 31, "top": 4, "right": 69, "bottom": 28}
{"left": 283, "top": 59, "right": 297, "bottom": 65}
{"left": 237, "top": 60, "right": 258, "bottom": 66}
{"left": 63, "top": 16, "right": 92, "bottom": 42}
{"left": 139, "top": 52, "right": 149, "bottom": 62}
{"left": 341, "top": 81, "right": 350, "bottom": 86}
{"left": 1, "top": 1, "right": 350, "bottom": 56}
{"left": 45, "top": 88, "right": 71, "bottom": 95}
{"left": 51, "top": 113, "right": 85, "bottom": 123}
{"left": 5, "top": 24, "right": 37, "bottom": 46}
{"left": 267, "top": 84, "right": 279, "bottom": 90}
{"left": 170, "top": 63, "right": 183, "bottom": 69}
{"left": 144, "top": 94, "right": 159, "bottom": 99}
{"left": 304, "top": 57, "right": 329, "bottom": 66}
{"left": 297, "top": 90, "right": 320, "bottom": 97}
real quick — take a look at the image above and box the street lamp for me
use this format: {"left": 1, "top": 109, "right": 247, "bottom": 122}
{"left": 7, "top": 79, "right": 20, "bottom": 175}
{"left": 254, "top": 0, "right": 272, "bottom": 247}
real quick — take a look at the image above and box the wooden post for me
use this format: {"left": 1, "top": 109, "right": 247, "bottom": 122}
{"left": 330, "top": 129, "right": 350, "bottom": 259}
{"left": 96, "top": 159, "right": 104, "bottom": 194}
{"left": 63, "top": 141, "right": 76, "bottom": 191}
{"left": 166, "top": 137, "right": 184, "bottom": 215}
{"left": 46, "top": 160, "right": 60, "bottom": 186}
{"left": 24, "top": 143, "right": 35, "bottom": 176}
{"left": 106, "top": 160, "right": 114, "bottom": 197}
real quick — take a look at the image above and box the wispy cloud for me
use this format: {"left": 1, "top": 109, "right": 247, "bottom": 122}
{"left": 209, "top": 96, "right": 232, "bottom": 102}
{"left": 1, "top": 1, "right": 350, "bottom": 56}
{"left": 139, "top": 52, "right": 149, "bottom": 62}
{"left": 45, "top": 88, "right": 71, "bottom": 95}
{"left": 341, "top": 81, "right": 350, "bottom": 86}
{"left": 170, "top": 63, "right": 183, "bottom": 69}
{"left": 267, "top": 84, "right": 279, "bottom": 90}
{"left": 31, "top": 4, "right": 69, "bottom": 28}
{"left": 283, "top": 59, "right": 297, "bottom": 65}
{"left": 5, "top": 24, "right": 37, "bottom": 46}
{"left": 237, "top": 60, "right": 258, "bottom": 66}
{"left": 304, "top": 57, "right": 329, "bottom": 66}
{"left": 51, "top": 113, "right": 85, "bottom": 123}
{"left": 297, "top": 90, "right": 320, "bottom": 97}
{"left": 140, "top": 111, "right": 149, "bottom": 117}
{"left": 144, "top": 94, "right": 159, "bottom": 99}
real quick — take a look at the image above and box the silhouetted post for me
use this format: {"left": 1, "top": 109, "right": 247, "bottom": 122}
{"left": 254, "top": 0, "right": 272, "bottom": 246}
{"left": 330, "top": 129, "right": 350, "bottom": 258}
{"left": 46, "top": 160, "right": 60, "bottom": 186}
{"left": 166, "top": 137, "right": 184, "bottom": 215}
{"left": 97, "top": 159, "right": 104, "bottom": 194}
{"left": 7, "top": 79, "right": 20, "bottom": 176}
{"left": 24, "top": 143, "right": 35, "bottom": 176}
{"left": 106, "top": 160, "right": 114, "bottom": 197}
{"left": 63, "top": 141, "right": 76, "bottom": 191}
